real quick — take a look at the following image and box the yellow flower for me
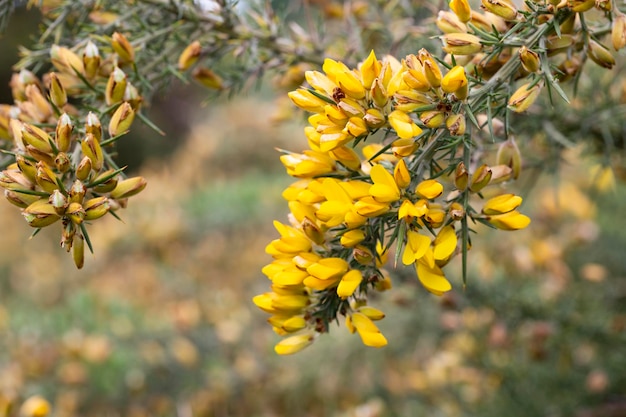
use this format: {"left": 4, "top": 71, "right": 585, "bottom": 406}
{"left": 449, "top": 0, "right": 471, "bottom": 22}
{"left": 488, "top": 210, "right": 531, "bottom": 230}
{"left": 337, "top": 269, "right": 364, "bottom": 298}
{"left": 441, "top": 33, "right": 482, "bottom": 55}
{"left": 388, "top": 110, "right": 422, "bottom": 139}
{"left": 441, "top": 65, "right": 468, "bottom": 99}
{"left": 415, "top": 179, "right": 443, "bottom": 199}
{"left": 433, "top": 225, "right": 457, "bottom": 261}
{"left": 354, "top": 196, "right": 390, "bottom": 217}
{"left": 416, "top": 260, "right": 452, "bottom": 295}
{"left": 19, "top": 395, "right": 51, "bottom": 417}
{"left": 274, "top": 333, "right": 314, "bottom": 355}
{"left": 288, "top": 88, "right": 329, "bottom": 113}
{"left": 340, "top": 229, "right": 366, "bottom": 247}
{"left": 360, "top": 50, "right": 382, "bottom": 90}
{"left": 369, "top": 164, "right": 401, "bottom": 203}
{"left": 398, "top": 199, "right": 428, "bottom": 220}
{"left": 402, "top": 230, "right": 431, "bottom": 265}
{"left": 307, "top": 257, "right": 349, "bottom": 281}
{"left": 393, "top": 159, "right": 411, "bottom": 188}
{"left": 508, "top": 82, "right": 542, "bottom": 113}
{"left": 280, "top": 150, "right": 336, "bottom": 178}
{"left": 349, "top": 312, "right": 388, "bottom": 347}
{"left": 482, "top": 193, "right": 522, "bottom": 215}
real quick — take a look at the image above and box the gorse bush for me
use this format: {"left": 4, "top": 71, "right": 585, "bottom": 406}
{"left": 0, "top": 0, "right": 623, "bottom": 363}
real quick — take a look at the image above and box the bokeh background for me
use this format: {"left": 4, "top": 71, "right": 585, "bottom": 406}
{"left": 1, "top": 3, "right": 626, "bottom": 417}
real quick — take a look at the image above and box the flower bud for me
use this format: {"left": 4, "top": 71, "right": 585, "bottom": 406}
{"left": 54, "top": 152, "right": 71, "bottom": 173}
{"left": 442, "top": 33, "right": 482, "bottom": 55}
{"left": 518, "top": 46, "right": 541, "bottom": 73}
{"left": 568, "top": 0, "right": 595, "bottom": 12}
{"left": 446, "top": 114, "right": 466, "bottom": 136}
{"left": 508, "top": 82, "right": 542, "bottom": 113}
{"left": 450, "top": 0, "right": 471, "bottom": 22}
{"left": 16, "top": 155, "right": 38, "bottom": 184}
{"left": 123, "top": 82, "right": 142, "bottom": 110}
{"left": 363, "top": 108, "right": 386, "bottom": 129}
{"left": 178, "top": 40, "right": 202, "bottom": 71}
{"left": 391, "top": 138, "right": 418, "bottom": 158}
{"left": 73, "top": 233, "right": 85, "bottom": 269}
{"left": 69, "top": 179, "right": 86, "bottom": 204}
{"left": 83, "top": 41, "right": 101, "bottom": 80}
{"left": 437, "top": 11, "right": 467, "bottom": 34}
{"left": 455, "top": 162, "right": 469, "bottom": 191}
{"left": 345, "top": 116, "right": 368, "bottom": 137}
{"left": 48, "top": 72, "right": 67, "bottom": 108}
{"left": 370, "top": 78, "right": 388, "bottom": 108}
{"left": 111, "top": 32, "right": 135, "bottom": 64}
{"left": 481, "top": 0, "right": 518, "bottom": 20}
{"left": 441, "top": 65, "right": 468, "bottom": 98}
{"left": 49, "top": 189, "right": 68, "bottom": 215}
{"left": 496, "top": 137, "right": 522, "bottom": 179}
{"left": 19, "top": 395, "right": 51, "bottom": 417}
{"left": 23, "top": 199, "right": 61, "bottom": 227}
{"left": 353, "top": 245, "right": 374, "bottom": 265}
{"left": 469, "top": 164, "right": 492, "bottom": 192}
{"left": 35, "top": 161, "right": 59, "bottom": 193}
{"left": 66, "top": 202, "right": 85, "bottom": 225}
{"left": 419, "top": 49, "right": 442, "bottom": 88}
{"left": 50, "top": 45, "right": 84, "bottom": 75}
{"left": 420, "top": 110, "right": 446, "bottom": 128}
{"left": 274, "top": 334, "right": 314, "bottom": 355}
{"left": 22, "top": 123, "right": 53, "bottom": 154}
{"left": 81, "top": 133, "right": 103, "bottom": 172}
{"left": 301, "top": 217, "right": 325, "bottom": 245}
{"left": 449, "top": 201, "right": 465, "bottom": 220}
{"left": 84, "top": 197, "right": 110, "bottom": 220}
{"left": 105, "top": 67, "right": 127, "bottom": 106}
{"left": 193, "top": 67, "right": 224, "bottom": 90}
{"left": 5, "top": 189, "right": 39, "bottom": 208}
{"left": 588, "top": 40, "right": 616, "bottom": 69}
{"left": 388, "top": 110, "right": 422, "bottom": 139}
{"left": 76, "top": 156, "right": 92, "bottom": 181}
{"left": 92, "top": 170, "right": 119, "bottom": 194}
{"left": 55, "top": 113, "right": 73, "bottom": 152}
{"left": 482, "top": 193, "right": 522, "bottom": 215}
{"left": 612, "top": 13, "right": 626, "bottom": 51}
{"left": 108, "top": 102, "right": 135, "bottom": 136}
{"left": 394, "top": 159, "right": 411, "bottom": 189}
{"left": 109, "top": 176, "right": 147, "bottom": 199}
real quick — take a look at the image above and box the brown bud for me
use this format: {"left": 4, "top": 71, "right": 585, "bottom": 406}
{"left": 92, "top": 170, "right": 118, "bottom": 193}
{"left": 105, "top": 67, "right": 127, "bottom": 106}
{"left": 455, "top": 162, "right": 469, "bottom": 191}
{"left": 108, "top": 102, "right": 135, "bottom": 136}
{"left": 612, "top": 13, "right": 626, "bottom": 51}
{"left": 4, "top": 189, "right": 39, "bottom": 208}
{"left": 22, "top": 123, "right": 53, "bottom": 154}
{"left": 301, "top": 217, "right": 325, "bottom": 244}
{"left": 353, "top": 245, "right": 374, "bottom": 265}
{"left": 81, "top": 133, "right": 103, "bottom": 172}
{"left": 420, "top": 111, "right": 446, "bottom": 128}
{"left": 192, "top": 67, "right": 224, "bottom": 90}
{"left": 111, "top": 32, "right": 135, "bottom": 64}
{"left": 442, "top": 33, "right": 483, "bottom": 55}
{"left": 588, "top": 40, "right": 616, "bottom": 69}
{"left": 469, "top": 164, "right": 492, "bottom": 192}
{"left": 48, "top": 72, "right": 67, "bottom": 108}
{"left": 446, "top": 114, "right": 466, "bottom": 136}
{"left": 16, "top": 155, "right": 38, "bottom": 184}
{"left": 518, "top": 46, "right": 541, "bottom": 73}
{"left": 55, "top": 152, "right": 71, "bottom": 173}
{"left": 449, "top": 202, "right": 465, "bottom": 220}
{"left": 178, "top": 41, "right": 202, "bottom": 71}
{"left": 76, "top": 156, "right": 92, "bottom": 181}
{"left": 496, "top": 137, "right": 522, "bottom": 179}
{"left": 481, "top": 0, "right": 518, "bottom": 20}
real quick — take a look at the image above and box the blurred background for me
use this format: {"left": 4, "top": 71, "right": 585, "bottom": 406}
{"left": 1, "top": 2, "right": 626, "bottom": 417}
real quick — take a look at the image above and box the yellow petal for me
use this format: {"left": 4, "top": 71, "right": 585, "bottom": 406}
{"left": 488, "top": 210, "right": 531, "bottom": 230}
{"left": 416, "top": 262, "right": 452, "bottom": 295}
{"left": 306, "top": 257, "right": 349, "bottom": 280}
{"left": 416, "top": 179, "right": 443, "bottom": 199}
{"left": 274, "top": 334, "right": 314, "bottom": 355}
{"left": 433, "top": 225, "right": 457, "bottom": 260}
{"left": 337, "top": 269, "right": 363, "bottom": 298}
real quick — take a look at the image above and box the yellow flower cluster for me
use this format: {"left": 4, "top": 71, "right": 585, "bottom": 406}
{"left": 254, "top": 50, "right": 530, "bottom": 354}
{"left": 0, "top": 34, "right": 146, "bottom": 268}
